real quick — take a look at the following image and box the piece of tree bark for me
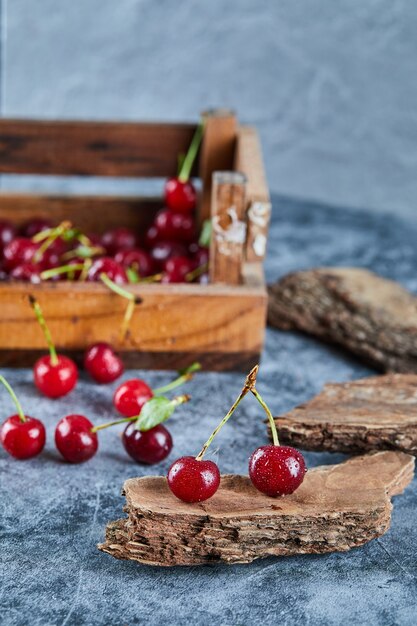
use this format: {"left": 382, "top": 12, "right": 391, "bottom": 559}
{"left": 274, "top": 374, "right": 417, "bottom": 455}
{"left": 268, "top": 268, "right": 417, "bottom": 372}
{"left": 98, "top": 451, "right": 414, "bottom": 566}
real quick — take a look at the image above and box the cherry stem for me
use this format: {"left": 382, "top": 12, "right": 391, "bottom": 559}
{"left": 250, "top": 387, "right": 280, "bottom": 446}
{"left": 178, "top": 117, "right": 205, "bottom": 183}
{"left": 91, "top": 416, "right": 136, "bottom": 433}
{"left": 185, "top": 263, "right": 208, "bottom": 283}
{"left": 28, "top": 295, "right": 59, "bottom": 366}
{"left": 138, "top": 273, "right": 162, "bottom": 284}
{"left": 33, "top": 221, "right": 72, "bottom": 263}
{"left": 99, "top": 273, "right": 138, "bottom": 342}
{"left": 153, "top": 362, "right": 201, "bottom": 395}
{"left": 40, "top": 264, "right": 84, "bottom": 280}
{"left": 195, "top": 365, "right": 259, "bottom": 461}
{"left": 0, "top": 375, "right": 26, "bottom": 423}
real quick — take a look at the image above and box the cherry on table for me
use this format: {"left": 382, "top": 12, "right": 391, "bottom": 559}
{"left": 84, "top": 342, "right": 124, "bottom": 384}
{"left": 167, "top": 456, "right": 220, "bottom": 503}
{"left": 3, "top": 237, "right": 38, "bottom": 271}
{"left": 164, "top": 178, "right": 197, "bottom": 214}
{"left": 0, "top": 375, "right": 46, "bottom": 460}
{"left": 55, "top": 414, "right": 98, "bottom": 463}
{"left": 249, "top": 445, "right": 306, "bottom": 497}
{"left": 101, "top": 227, "right": 137, "bottom": 256}
{"left": 123, "top": 423, "right": 173, "bottom": 464}
{"left": 29, "top": 296, "right": 78, "bottom": 398}
{"left": 113, "top": 379, "right": 153, "bottom": 417}
{"left": 87, "top": 257, "right": 128, "bottom": 284}
{"left": 114, "top": 248, "right": 155, "bottom": 278}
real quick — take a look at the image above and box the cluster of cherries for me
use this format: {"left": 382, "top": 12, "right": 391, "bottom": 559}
{"left": 167, "top": 366, "right": 307, "bottom": 503}
{"left": 0, "top": 120, "right": 208, "bottom": 286}
{"left": 0, "top": 296, "right": 197, "bottom": 465}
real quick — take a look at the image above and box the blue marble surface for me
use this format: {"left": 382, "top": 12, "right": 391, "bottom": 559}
{"left": 1, "top": 195, "right": 417, "bottom": 625}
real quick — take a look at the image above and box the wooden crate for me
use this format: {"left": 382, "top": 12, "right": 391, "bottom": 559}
{"left": 0, "top": 111, "right": 271, "bottom": 370}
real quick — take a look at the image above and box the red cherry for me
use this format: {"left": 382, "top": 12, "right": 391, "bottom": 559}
{"left": 3, "top": 237, "right": 38, "bottom": 271}
{"left": 167, "top": 456, "right": 220, "bottom": 503}
{"left": 0, "top": 220, "right": 17, "bottom": 253}
{"left": 10, "top": 263, "right": 42, "bottom": 283}
{"left": 84, "top": 342, "right": 124, "bottom": 384}
{"left": 154, "top": 209, "right": 196, "bottom": 243}
{"left": 144, "top": 224, "right": 160, "bottom": 249}
{"left": 162, "top": 256, "right": 193, "bottom": 283}
{"left": 192, "top": 245, "right": 209, "bottom": 269}
{"left": 114, "top": 248, "right": 155, "bottom": 278}
{"left": 150, "top": 241, "right": 187, "bottom": 270}
{"left": 1, "top": 414, "right": 46, "bottom": 460}
{"left": 123, "top": 423, "right": 173, "bottom": 464}
{"left": 34, "top": 355, "right": 78, "bottom": 399}
{"left": 20, "top": 218, "right": 53, "bottom": 238}
{"left": 55, "top": 414, "right": 98, "bottom": 463}
{"left": 87, "top": 257, "right": 128, "bottom": 284}
{"left": 101, "top": 227, "right": 137, "bottom": 255}
{"left": 164, "top": 178, "right": 197, "bottom": 214}
{"left": 248, "top": 445, "right": 307, "bottom": 497}
{"left": 113, "top": 379, "right": 153, "bottom": 417}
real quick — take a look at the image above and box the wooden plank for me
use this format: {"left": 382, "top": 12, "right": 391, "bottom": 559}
{"left": 0, "top": 349, "right": 260, "bottom": 372}
{"left": 0, "top": 192, "right": 161, "bottom": 234}
{"left": 0, "top": 119, "right": 197, "bottom": 177}
{"left": 209, "top": 172, "right": 247, "bottom": 285}
{"left": 0, "top": 282, "right": 267, "bottom": 370}
{"left": 234, "top": 126, "right": 271, "bottom": 262}
{"left": 198, "top": 110, "right": 237, "bottom": 222}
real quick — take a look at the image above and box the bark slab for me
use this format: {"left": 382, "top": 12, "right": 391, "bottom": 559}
{"left": 268, "top": 268, "right": 417, "bottom": 372}
{"left": 98, "top": 451, "right": 414, "bottom": 566}
{"left": 274, "top": 374, "right": 417, "bottom": 455}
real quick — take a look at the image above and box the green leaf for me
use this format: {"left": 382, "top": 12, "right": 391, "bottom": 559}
{"left": 135, "top": 397, "right": 175, "bottom": 432}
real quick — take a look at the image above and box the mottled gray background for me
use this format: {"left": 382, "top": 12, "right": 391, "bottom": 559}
{"left": 0, "top": 0, "right": 417, "bottom": 220}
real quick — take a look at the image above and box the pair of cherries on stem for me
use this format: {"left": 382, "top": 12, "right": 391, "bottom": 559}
{"left": 167, "top": 366, "right": 307, "bottom": 503}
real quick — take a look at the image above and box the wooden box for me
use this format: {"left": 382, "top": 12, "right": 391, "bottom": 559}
{"left": 0, "top": 111, "right": 270, "bottom": 370}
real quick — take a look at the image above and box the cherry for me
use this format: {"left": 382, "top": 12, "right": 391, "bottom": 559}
{"left": 154, "top": 209, "right": 196, "bottom": 243}
{"left": 55, "top": 414, "right": 98, "bottom": 463}
{"left": 0, "top": 220, "right": 17, "bottom": 252}
{"left": 114, "top": 379, "right": 153, "bottom": 417}
{"left": 163, "top": 117, "right": 204, "bottom": 214}
{"left": 3, "top": 237, "right": 38, "bottom": 271}
{"left": 247, "top": 374, "right": 307, "bottom": 497}
{"left": 114, "top": 248, "right": 155, "bottom": 278}
{"left": 191, "top": 245, "right": 209, "bottom": 269}
{"left": 164, "top": 179, "right": 197, "bottom": 214}
{"left": 0, "top": 375, "right": 46, "bottom": 460}
{"left": 167, "top": 367, "right": 256, "bottom": 503}
{"left": 249, "top": 445, "right": 306, "bottom": 497}
{"left": 87, "top": 257, "right": 128, "bottom": 284}
{"left": 101, "top": 227, "right": 137, "bottom": 256}
{"left": 29, "top": 296, "right": 78, "bottom": 398}
{"left": 162, "top": 256, "right": 194, "bottom": 283}
{"left": 167, "top": 456, "right": 220, "bottom": 503}
{"left": 34, "top": 354, "right": 78, "bottom": 399}
{"left": 150, "top": 241, "right": 187, "bottom": 270}
{"left": 20, "top": 218, "right": 53, "bottom": 238}
{"left": 84, "top": 342, "right": 124, "bottom": 384}
{"left": 10, "top": 263, "right": 42, "bottom": 283}
{"left": 123, "top": 423, "right": 173, "bottom": 464}
{"left": 144, "top": 224, "right": 161, "bottom": 248}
